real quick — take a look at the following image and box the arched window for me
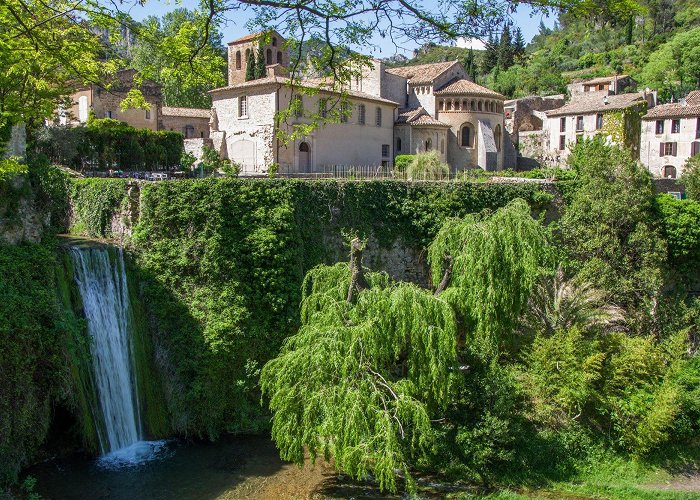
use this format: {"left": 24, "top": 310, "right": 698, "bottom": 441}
{"left": 447, "top": 100, "right": 453, "bottom": 111}
{"left": 440, "top": 139, "right": 445, "bottom": 154}
{"left": 235, "top": 51, "right": 242, "bottom": 70}
{"left": 438, "top": 100, "right": 444, "bottom": 111}
{"left": 277, "top": 51, "right": 283, "bottom": 64}
{"left": 358, "top": 104, "right": 366, "bottom": 125}
{"left": 663, "top": 165, "right": 677, "bottom": 179}
{"left": 494, "top": 124, "right": 502, "bottom": 152}
{"left": 266, "top": 48, "right": 272, "bottom": 65}
{"left": 461, "top": 123, "right": 474, "bottom": 147}
{"left": 478, "top": 101, "right": 483, "bottom": 111}
{"left": 396, "top": 137, "right": 402, "bottom": 152}
{"left": 272, "top": 37, "right": 277, "bottom": 47}
{"left": 462, "top": 100, "right": 468, "bottom": 110}
{"left": 471, "top": 100, "right": 476, "bottom": 111}
{"left": 425, "top": 138, "right": 432, "bottom": 151}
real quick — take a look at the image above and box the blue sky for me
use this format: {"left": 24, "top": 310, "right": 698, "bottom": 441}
{"left": 123, "top": 0, "right": 556, "bottom": 57}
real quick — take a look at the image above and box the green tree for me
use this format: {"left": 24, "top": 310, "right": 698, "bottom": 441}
{"left": 513, "top": 27, "right": 526, "bottom": 61}
{"left": 639, "top": 28, "right": 700, "bottom": 99}
{"left": 560, "top": 138, "right": 667, "bottom": 326}
{"left": 246, "top": 50, "right": 257, "bottom": 81}
{"left": 463, "top": 48, "right": 477, "bottom": 81}
{"left": 497, "top": 24, "right": 514, "bottom": 70}
{"left": 255, "top": 42, "right": 267, "bottom": 79}
{"left": 130, "top": 8, "right": 227, "bottom": 108}
{"left": 482, "top": 34, "right": 499, "bottom": 74}
{"left": 680, "top": 154, "right": 700, "bottom": 201}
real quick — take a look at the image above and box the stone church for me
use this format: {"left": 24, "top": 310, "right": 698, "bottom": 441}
{"left": 209, "top": 32, "right": 506, "bottom": 175}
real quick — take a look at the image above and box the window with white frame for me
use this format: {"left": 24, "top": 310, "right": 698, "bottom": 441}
{"left": 575, "top": 115, "right": 584, "bottom": 132}
{"left": 672, "top": 119, "right": 681, "bottom": 133}
{"left": 238, "top": 96, "right": 248, "bottom": 117}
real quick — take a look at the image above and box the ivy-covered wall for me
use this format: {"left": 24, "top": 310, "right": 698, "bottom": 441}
{"left": 67, "top": 179, "right": 553, "bottom": 437}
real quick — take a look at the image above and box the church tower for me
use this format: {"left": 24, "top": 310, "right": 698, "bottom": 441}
{"left": 227, "top": 31, "right": 289, "bottom": 85}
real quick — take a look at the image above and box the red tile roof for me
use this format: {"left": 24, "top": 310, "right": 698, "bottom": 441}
{"left": 386, "top": 61, "right": 459, "bottom": 85}
{"left": 161, "top": 107, "right": 210, "bottom": 118}
{"left": 434, "top": 78, "right": 504, "bottom": 99}
{"left": 395, "top": 107, "right": 450, "bottom": 127}
{"left": 643, "top": 91, "right": 700, "bottom": 120}
{"left": 546, "top": 92, "right": 647, "bottom": 117}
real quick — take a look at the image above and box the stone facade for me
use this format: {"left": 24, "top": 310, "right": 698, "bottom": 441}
{"left": 504, "top": 95, "right": 565, "bottom": 169}
{"left": 640, "top": 91, "right": 700, "bottom": 179}
{"left": 62, "top": 69, "right": 162, "bottom": 130}
{"left": 161, "top": 107, "right": 210, "bottom": 138}
{"left": 210, "top": 32, "right": 507, "bottom": 174}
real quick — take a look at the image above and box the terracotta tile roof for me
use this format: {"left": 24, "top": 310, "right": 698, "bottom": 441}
{"left": 546, "top": 92, "right": 647, "bottom": 117}
{"left": 210, "top": 77, "right": 399, "bottom": 105}
{"left": 385, "top": 61, "right": 459, "bottom": 85}
{"left": 395, "top": 107, "right": 450, "bottom": 127}
{"left": 161, "top": 107, "right": 210, "bottom": 118}
{"left": 434, "top": 78, "right": 504, "bottom": 99}
{"left": 643, "top": 91, "right": 700, "bottom": 120}
{"left": 228, "top": 32, "right": 264, "bottom": 44}
{"left": 576, "top": 75, "right": 631, "bottom": 85}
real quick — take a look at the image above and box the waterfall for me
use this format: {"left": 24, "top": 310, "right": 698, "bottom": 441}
{"left": 70, "top": 245, "right": 166, "bottom": 466}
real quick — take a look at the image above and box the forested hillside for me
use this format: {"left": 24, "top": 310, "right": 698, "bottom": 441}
{"left": 388, "top": 0, "right": 700, "bottom": 102}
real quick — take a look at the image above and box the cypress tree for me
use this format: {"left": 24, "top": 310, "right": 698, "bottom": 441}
{"left": 245, "top": 51, "right": 256, "bottom": 81}
{"left": 255, "top": 42, "right": 266, "bottom": 79}
{"left": 498, "top": 24, "right": 514, "bottom": 70}
{"left": 464, "top": 48, "right": 476, "bottom": 80}
{"left": 481, "top": 34, "right": 498, "bottom": 74}
{"left": 513, "top": 27, "right": 526, "bottom": 62}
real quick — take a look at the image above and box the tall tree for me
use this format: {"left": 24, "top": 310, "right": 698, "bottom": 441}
{"left": 246, "top": 50, "right": 257, "bottom": 81}
{"left": 464, "top": 48, "right": 477, "bottom": 81}
{"left": 498, "top": 24, "right": 514, "bottom": 70}
{"left": 513, "top": 27, "right": 526, "bottom": 61}
{"left": 130, "top": 8, "right": 226, "bottom": 108}
{"left": 255, "top": 41, "right": 267, "bottom": 78}
{"left": 482, "top": 34, "right": 499, "bottom": 74}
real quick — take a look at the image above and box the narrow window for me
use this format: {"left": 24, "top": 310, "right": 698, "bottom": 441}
{"left": 440, "top": 139, "right": 445, "bottom": 154}
{"left": 106, "top": 110, "right": 113, "bottom": 118}
{"left": 293, "top": 96, "right": 303, "bottom": 118}
{"left": 277, "top": 51, "right": 283, "bottom": 65}
{"left": 238, "top": 95, "right": 247, "bottom": 117}
{"left": 358, "top": 104, "right": 366, "bottom": 125}
{"left": 691, "top": 142, "right": 700, "bottom": 157}
{"left": 145, "top": 109, "right": 151, "bottom": 120}
{"left": 576, "top": 115, "right": 584, "bottom": 132}
{"left": 382, "top": 144, "right": 390, "bottom": 157}
{"left": 559, "top": 135, "right": 566, "bottom": 150}
{"left": 425, "top": 138, "right": 432, "bottom": 151}
{"left": 272, "top": 37, "right": 277, "bottom": 47}
{"left": 396, "top": 137, "right": 402, "bottom": 151}
{"left": 266, "top": 48, "right": 272, "bottom": 65}
{"left": 235, "top": 50, "right": 242, "bottom": 70}
{"left": 375, "top": 107, "right": 382, "bottom": 127}
{"left": 672, "top": 119, "right": 681, "bottom": 133}
{"left": 696, "top": 117, "right": 700, "bottom": 139}
{"left": 656, "top": 120, "right": 664, "bottom": 134}
{"left": 340, "top": 103, "right": 349, "bottom": 123}
{"left": 560, "top": 117, "right": 566, "bottom": 133}
{"left": 461, "top": 124, "right": 473, "bottom": 147}
{"left": 596, "top": 113, "right": 603, "bottom": 130}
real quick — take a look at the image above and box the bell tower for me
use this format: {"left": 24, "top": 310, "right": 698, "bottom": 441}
{"left": 227, "top": 31, "right": 289, "bottom": 85}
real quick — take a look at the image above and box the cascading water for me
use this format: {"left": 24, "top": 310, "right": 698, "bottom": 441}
{"left": 70, "top": 245, "right": 167, "bottom": 467}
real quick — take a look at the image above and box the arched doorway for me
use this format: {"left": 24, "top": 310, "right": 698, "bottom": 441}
{"left": 299, "top": 142, "right": 311, "bottom": 172}
{"left": 494, "top": 124, "right": 502, "bottom": 152}
{"left": 663, "top": 165, "right": 677, "bottom": 179}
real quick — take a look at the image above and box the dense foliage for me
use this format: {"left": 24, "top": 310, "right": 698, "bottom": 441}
{"left": 35, "top": 119, "right": 183, "bottom": 171}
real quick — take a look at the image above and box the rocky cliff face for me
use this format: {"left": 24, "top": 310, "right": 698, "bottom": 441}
{"left": 0, "top": 176, "right": 49, "bottom": 244}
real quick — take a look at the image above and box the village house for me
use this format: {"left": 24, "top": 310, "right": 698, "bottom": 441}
{"left": 545, "top": 86, "right": 654, "bottom": 164}
{"left": 640, "top": 90, "right": 700, "bottom": 179}
{"left": 209, "top": 32, "right": 507, "bottom": 174}
{"left": 161, "top": 107, "right": 210, "bottom": 139}
{"left": 567, "top": 75, "right": 637, "bottom": 97}
{"left": 61, "top": 69, "right": 163, "bottom": 130}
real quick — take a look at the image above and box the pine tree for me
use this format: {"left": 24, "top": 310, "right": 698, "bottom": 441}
{"left": 513, "top": 27, "right": 526, "bottom": 62}
{"left": 498, "top": 24, "right": 514, "bottom": 70}
{"left": 245, "top": 51, "right": 256, "bottom": 81}
{"left": 463, "top": 48, "right": 475, "bottom": 80}
{"left": 481, "top": 34, "right": 498, "bottom": 74}
{"left": 255, "top": 42, "right": 266, "bottom": 79}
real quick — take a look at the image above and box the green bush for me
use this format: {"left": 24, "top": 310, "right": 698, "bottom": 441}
{"left": 393, "top": 154, "right": 414, "bottom": 173}
{"left": 406, "top": 151, "right": 449, "bottom": 180}
{"left": 34, "top": 119, "right": 183, "bottom": 171}
{"left": 654, "top": 194, "right": 700, "bottom": 274}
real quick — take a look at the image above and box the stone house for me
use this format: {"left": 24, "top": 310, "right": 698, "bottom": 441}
{"left": 62, "top": 69, "right": 162, "bottom": 130}
{"left": 640, "top": 90, "right": 700, "bottom": 179}
{"left": 545, "top": 91, "right": 653, "bottom": 164}
{"left": 567, "top": 75, "right": 636, "bottom": 97}
{"left": 504, "top": 95, "right": 565, "bottom": 169}
{"left": 161, "top": 107, "right": 211, "bottom": 139}
{"left": 210, "top": 34, "right": 507, "bottom": 174}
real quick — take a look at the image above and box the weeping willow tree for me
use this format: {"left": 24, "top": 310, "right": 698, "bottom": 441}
{"left": 261, "top": 199, "right": 550, "bottom": 493}
{"left": 428, "top": 198, "right": 550, "bottom": 357}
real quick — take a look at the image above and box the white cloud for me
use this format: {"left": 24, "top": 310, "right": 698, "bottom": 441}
{"left": 456, "top": 37, "right": 486, "bottom": 51}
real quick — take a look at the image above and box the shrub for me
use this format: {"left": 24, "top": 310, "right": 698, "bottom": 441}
{"left": 393, "top": 154, "right": 414, "bottom": 173}
{"left": 680, "top": 155, "right": 700, "bottom": 201}
{"left": 406, "top": 151, "right": 449, "bottom": 180}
